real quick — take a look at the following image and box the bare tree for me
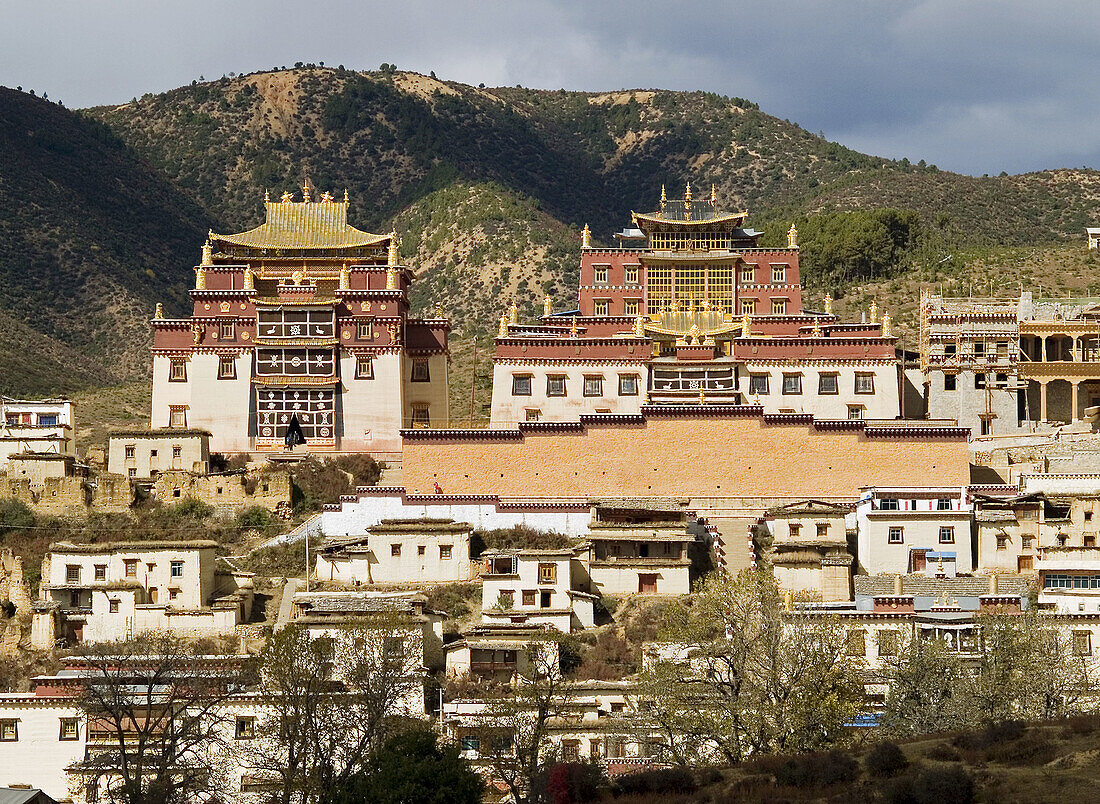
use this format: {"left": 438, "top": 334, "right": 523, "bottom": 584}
{"left": 240, "top": 619, "right": 424, "bottom": 804}
{"left": 69, "top": 633, "right": 238, "bottom": 804}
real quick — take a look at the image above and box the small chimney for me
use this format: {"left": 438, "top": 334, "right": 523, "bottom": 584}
{"left": 893, "top": 573, "right": 903, "bottom": 595}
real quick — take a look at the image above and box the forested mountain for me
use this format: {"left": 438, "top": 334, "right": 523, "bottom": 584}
{"left": 2, "top": 66, "right": 1098, "bottom": 395}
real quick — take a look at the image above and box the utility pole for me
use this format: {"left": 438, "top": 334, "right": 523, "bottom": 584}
{"left": 305, "top": 525, "right": 310, "bottom": 592}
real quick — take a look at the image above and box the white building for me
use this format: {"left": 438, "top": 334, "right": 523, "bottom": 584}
{"left": 38, "top": 541, "right": 252, "bottom": 646}
{"left": 0, "top": 398, "right": 76, "bottom": 469}
{"left": 585, "top": 502, "right": 694, "bottom": 596}
{"left": 854, "top": 487, "right": 974, "bottom": 576}
{"left": 444, "top": 624, "right": 560, "bottom": 680}
{"left": 479, "top": 548, "right": 597, "bottom": 633}
{"left": 313, "top": 519, "right": 473, "bottom": 586}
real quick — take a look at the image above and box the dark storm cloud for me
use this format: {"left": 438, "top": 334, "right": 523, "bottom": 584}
{"left": 3, "top": 0, "right": 1098, "bottom": 175}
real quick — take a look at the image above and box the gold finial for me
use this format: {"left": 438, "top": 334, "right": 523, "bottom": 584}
{"left": 387, "top": 230, "right": 400, "bottom": 267}
{"left": 699, "top": 387, "right": 706, "bottom": 405}
{"left": 321, "top": 190, "right": 334, "bottom": 203}
{"left": 741, "top": 312, "right": 750, "bottom": 337}
{"left": 823, "top": 294, "right": 832, "bottom": 315}
{"left": 281, "top": 190, "right": 293, "bottom": 203}
{"left": 787, "top": 223, "right": 798, "bottom": 249}
{"left": 385, "top": 266, "right": 397, "bottom": 290}
{"left": 633, "top": 314, "right": 645, "bottom": 338}
{"left": 684, "top": 182, "right": 692, "bottom": 202}
{"left": 339, "top": 263, "right": 350, "bottom": 291}
{"left": 869, "top": 300, "right": 879, "bottom": 324}
{"left": 710, "top": 184, "right": 717, "bottom": 205}
{"left": 201, "top": 238, "right": 213, "bottom": 267}
{"left": 302, "top": 184, "right": 311, "bottom": 202}
{"left": 581, "top": 224, "right": 592, "bottom": 250}
{"left": 195, "top": 267, "right": 206, "bottom": 290}
{"left": 264, "top": 189, "right": 270, "bottom": 203}
{"left": 784, "top": 589, "right": 793, "bottom": 611}
{"left": 498, "top": 313, "right": 508, "bottom": 339}
{"left": 344, "top": 188, "right": 349, "bottom": 202}
{"left": 660, "top": 184, "right": 667, "bottom": 212}
{"left": 812, "top": 317, "right": 821, "bottom": 336}
{"left": 882, "top": 311, "right": 893, "bottom": 338}
{"left": 243, "top": 269, "right": 254, "bottom": 292}
{"left": 543, "top": 296, "right": 552, "bottom": 317}
{"left": 508, "top": 302, "right": 518, "bottom": 325}
{"left": 436, "top": 302, "right": 444, "bottom": 319}
{"left": 570, "top": 316, "right": 578, "bottom": 338}
{"left": 154, "top": 303, "right": 164, "bottom": 320}
{"left": 292, "top": 268, "right": 305, "bottom": 285}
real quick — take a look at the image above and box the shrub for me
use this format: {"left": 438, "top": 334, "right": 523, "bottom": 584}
{"left": 614, "top": 767, "right": 696, "bottom": 796}
{"left": 773, "top": 749, "right": 859, "bottom": 789}
{"left": 0, "top": 498, "right": 34, "bottom": 535}
{"left": 953, "top": 719, "right": 1025, "bottom": 751}
{"left": 925, "top": 742, "right": 960, "bottom": 762}
{"left": 883, "top": 766, "right": 975, "bottom": 804}
{"left": 170, "top": 497, "right": 213, "bottom": 521}
{"left": 544, "top": 761, "right": 605, "bottom": 804}
{"left": 982, "top": 733, "right": 1058, "bottom": 766}
{"left": 1061, "top": 713, "right": 1100, "bottom": 736}
{"left": 865, "top": 741, "right": 909, "bottom": 778}
{"left": 235, "top": 505, "right": 273, "bottom": 532}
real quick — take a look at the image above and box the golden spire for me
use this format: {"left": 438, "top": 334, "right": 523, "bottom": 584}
{"left": 387, "top": 230, "right": 400, "bottom": 267}
{"left": 882, "top": 310, "right": 893, "bottom": 338}
{"left": 436, "top": 302, "right": 444, "bottom": 319}
{"left": 302, "top": 184, "right": 311, "bottom": 202}
{"left": 339, "top": 263, "right": 350, "bottom": 291}
{"left": 195, "top": 267, "right": 206, "bottom": 290}
{"left": 710, "top": 184, "right": 717, "bottom": 205}
{"left": 570, "top": 316, "right": 578, "bottom": 338}
{"left": 699, "top": 387, "right": 706, "bottom": 405}
{"left": 812, "top": 316, "right": 821, "bottom": 336}
{"left": 823, "top": 294, "right": 833, "bottom": 315}
{"left": 633, "top": 314, "right": 645, "bottom": 338}
{"left": 543, "top": 296, "right": 552, "bottom": 317}
{"left": 508, "top": 301, "right": 518, "bottom": 325}
{"left": 385, "top": 266, "right": 397, "bottom": 290}
{"left": 264, "top": 189, "right": 270, "bottom": 203}
{"left": 787, "top": 223, "right": 798, "bottom": 249}
{"left": 684, "top": 182, "right": 692, "bottom": 202}
{"left": 154, "top": 303, "right": 164, "bottom": 320}
{"left": 869, "top": 300, "right": 879, "bottom": 324}
{"left": 660, "top": 184, "right": 667, "bottom": 212}
{"left": 498, "top": 313, "right": 508, "bottom": 339}
{"left": 201, "top": 238, "right": 213, "bottom": 267}
{"left": 243, "top": 269, "right": 254, "bottom": 292}
{"left": 581, "top": 224, "right": 592, "bottom": 250}
{"left": 344, "top": 188, "right": 349, "bottom": 202}
{"left": 741, "top": 312, "right": 750, "bottom": 337}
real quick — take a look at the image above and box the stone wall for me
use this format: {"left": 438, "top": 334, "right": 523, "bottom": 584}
{"left": 0, "top": 473, "right": 133, "bottom": 517}
{"left": 153, "top": 469, "right": 292, "bottom": 515}
{"left": 0, "top": 550, "right": 35, "bottom": 656}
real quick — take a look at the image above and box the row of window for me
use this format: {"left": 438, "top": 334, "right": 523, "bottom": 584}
{"left": 4, "top": 412, "right": 60, "bottom": 426}
{"left": 887, "top": 527, "right": 956, "bottom": 544}
{"left": 942, "top": 373, "right": 1011, "bottom": 390}
{"left": 496, "top": 589, "right": 554, "bottom": 608}
{"left": 0, "top": 717, "right": 79, "bottom": 742}
{"left": 591, "top": 265, "right": 641, "bottom": 284}
{"left": 512, "top": 374, "right": 639, "bottom": 397}
{"left": 878, "top": 498, "right": 957, "bottom": 511}
{"left": 65, "top": 560, "right": 184, "bottom": 584}
{"left": 124, "top": 445, "right": 183, "bottom": 460}
{"left": 1044, "top": 574, "right": 1100, "bottom": 589}
{"left": 389, "top": 543, "right": 452, "bottom": 559}
{"left": 787, "top": 523, "right": 832, "bottom": 538}
{"left": 169, "top": 356, "right": 431, "bottom": 382}
{"left": 748, "top": 372, "right": 874, "bottom": 396}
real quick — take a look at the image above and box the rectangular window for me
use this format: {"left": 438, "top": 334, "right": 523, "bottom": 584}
{"left": 816, "top": 523, "right": 829, "bottom": 538}
{"left": 169, "top": 407, "right": 187, "bottom": 428}
{"left": 170, "top": 560, "right": 184, "bottom": 578}
{"left": 846, "top": 630, "right": 866, "bottom": 656}
{"left": 512, "top": 375, "right": 532, "bottom": 396}
{"left": 619, "top": 374, "right": 639, "bottom": 396}
{"left": 1022, "top": 536, "right": 1033, "bottom": 549}
{"left": 748, "top": 374, "right": 769, "bottom": 395}
{"left": 944, "top": 373, "right": 957, "bottom": 391}
{"left": 59, "top": 718, "right": 78, "bottom": 740}
{"left": 995, "top": 373, "right": 1008, "bottom": 387}
{"left": 937, "top": 498, "right": 953, "bottom": 510}
{"left": 996, "top": 535, "right": 1008, "bottom": 550}
{"left": 740, "top": 265, "right": 755, "bottom": 283}
{"left": 498, "top": 590, "right": 514, "bottom": 608}
{"left": 411, "top": 359, "right": 430, "bottom": 382}
{"left": 740, "top": 298, "right": 756, "bottom": 315}
{"left": 109, "top": 599, "right": 120, "bottom": 614}
{"left": 1, "top": 719, "right": 18, "bottom": 741}
{"left": 538, "top": 563, "right": 557, "bottom": 584}
{"left": 624, "top": 266, "right": 639, "bottom": 284}
{"left": 848, "top": 405, "right": 864, "bottom": 420}
{"left": 124, "top": 445, "right": 136, "bottom": 459}
{"left": 128, "top": 468, "right": 137, "bottom": 477}
{"left": 973, "top": 341, "right": 985, "bottom": 356}
{"left": 522, "top": 590, "right": 536, "bottom": 606}
{"left": 944, "top": 343, "right": 957, "bottom": 357}
{"left": 888, "top": 527, "right": 904, "bottom": 544}
{"left": 624, "top": 299, "right": 640, "bottom": 316}
{"left": 583, "top": 376, "right": 604, "bottom": 397}
{"left": 124, "top": 559, "right": 138, "bottom": 577}
{"left": 410, "top": 405, "right": 430, "bottom": 427}
{"left": 975, "top": 373, "right": 986, "bottom": 389}
{"left": 218, "top": 356, "right": 236, "bottom": 379}
{"left": 66, "top": 565, "right": 80, "bottom": 584}
{"left": 525, "top": 409, "right": 541, "bottom": 422}
{"left": 563, "top": 741, "right": 580, "bottom": 762}
{"left": 546, "top": 375, "right": 566, "bottom": 397}
{"left": 235, "top": 717, "right": 256, "bottom": 740}
{"left": 789, "top": 523, "right": 801, "bottom": 538}
{"left": 939, "top": 527, "right": 955, "bottom": 544}
{"left": 219, "top": 321, "right": 235, "bottom": 340}
{"left": 771, "top": 298, "right": 787, "bottom": 315}
{"left": 357, "top": 321, "right": 373, "bottom": 340}
{"left": 169, "top": 588, "right": 180, "bottom": 600}
{"left": 391, "top": 544, "right": 402, "bottom": 557}
{"left": 38, "top": 414, "right": 58, "bottom": 427}
{"left": 877, "top": 631, "right": 898, "bottom": 657}
{"left": 94, "top": 564, "right": 106, "bottom": 581}
{"left": 855, "top": 373, "right": 875, "bottom": 394}
{"left": 461, "top": 736, "right": 480, "bottom": 752}
{"left": 417, "top": 545, "right": 426, "bottom": 556}
{"left": 169, "top": 360, "right": 187, "bottom": 382}
{"left": 1074, "top": 631, "right": 1093, "bottom": 657}
{"left": 880, "top": 498, "right": 900, "bottom": 511}
{"left": 782, "top": 373, "right": 802, "bottom": 395}
{"left": 771, "top": 265, "right": 786, "bottom": 283}
{"left": 818, "top": 373, "right": 839, "bottom": 395}
{"left": 348, "top": 354, "right": 372, "bottom": 381}
{"left": 440, "top": 545, "right": 452, "bottom": 560}
{"left": 593, "top": 266, "right": 608, "bottom": 283}
{"left": 593, "top": 299, "right": 610, "bottom": 316}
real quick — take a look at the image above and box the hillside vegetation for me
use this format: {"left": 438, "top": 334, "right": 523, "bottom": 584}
{"left": 2, "top": 66, "right": 1099, "bottom": 396}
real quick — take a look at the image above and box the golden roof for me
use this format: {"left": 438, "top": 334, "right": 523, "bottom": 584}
{"left": 632, "top": 207, "right": 748, "bottom": 228}
{"left": 212, "top": 195, "right": 390, "bottom": 250}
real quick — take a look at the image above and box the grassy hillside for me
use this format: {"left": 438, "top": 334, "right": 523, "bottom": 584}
{"left": 0, "top": 87, "right": 214, "bottom": 396}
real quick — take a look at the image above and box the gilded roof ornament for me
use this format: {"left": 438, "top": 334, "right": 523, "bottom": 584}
{"left": 581, "top": 224, "right": 592, "bottom": 250}
{"left": 339, "top": 263, "right": 350, "bottom": 291}
{"left": 633, "top": 314, "right": 645, "bottom": 338}
{"left": 195, "top": 267, "right": 206, "bottom": 290}
{"left": 787, "top": 223, "right": 798, "bottom": 249}
{"left": 387, "top": 231, "right": 400, "bottom": 267}
{"left": 882, "top": 311, "right": 893, "bottom": 338}
{"left": 660, "top": 184, "right": 667, "bottom": 213}
{"left": 385, "top": 266, "right": 397, "bottom": 290}
{"left": 508, "top": 302, "right": 518, "bottom": 325}
{"left": 543, "top": 296, "right": 552, "bottom": 317}
{"left": 321, "top": 191, "right": 334, "bottom": 203}
{"left": 292, "top": 268, "right": 306, "bottom": 285}
{"left": 264, "top": 189, "right": 270, "bottom": 202}
{"left": 302, "top": 184, "right": 311, "bottom": 203}
{"left": 154, "top": 303, "right": 164, "bottom": 320}
{"left": 869, "top": 300, "right": 879, "bottom": 324}
{"left": 699, "top": 387, "right": 706, "bottom": 405}
{"left": 684, "top": 182, "right": 692, "bottom": 202}
{"left": 741, "top": 312, "right": 751, "bottom": 337}
{"left": 812, "top": 317, "right": 821, "bottom": 336}
{"left": 344, "top": 188, "right": 349, "bottom": 202}
{"left": 281, "top": 191, "right": 294, "bottom": 203}
{"left": 243, "top": 269, "right": 254, "bottom": 291}
{"left": 201, "top": 239, "right": 213, "bottom": 267}
{"left": 498, "top": 313, "right": 508, "bottom": 339}
{"left": 710, "top": 184, "right": 717, "bottom": 205}
{"left": 823, "top": 294, "right": 832, "bottom": 315}
{"left": 570, "top": 316, "right": 578, "bottom": 338}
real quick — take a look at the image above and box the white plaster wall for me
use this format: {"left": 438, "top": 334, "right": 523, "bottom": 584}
{"left": 185, "top": 353, "right": 253, "bottom": 453}
{"left": 856, "top": 508, "right": 974, "bottom": 575}
{"left": 743, "top": 361, "right": 900, "bottom": 419}
{"left": 314, "top": 531, "right": 472, "bottom": 585}
{"left": 340, "top": 352, "right": 404, "bottom": 455}
{"left": 151, "top": 354, "right": 191, "bottom": 429}
{"left": 0, "top": 698, "right": 86, "bottom": 799}
{"left": 490, "top": 362, "right": 648, "bottom": 427}
{"left": 403, "top": 352, "right": 450, "bottom": 428}
{"left": 48, "top": 547, "right": 214, "bottom": 609}
{"left": 481, "top": 554, "right": 573, "bottom": 613}
{"left": 589, "top": 563, "right": 690, "bottom": 595}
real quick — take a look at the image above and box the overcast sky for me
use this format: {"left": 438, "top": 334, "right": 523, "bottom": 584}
{"left": 4, "top": 0, "right": 1098, "bottom": 176}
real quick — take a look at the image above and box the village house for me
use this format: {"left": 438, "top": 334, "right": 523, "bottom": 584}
{"left": 854, "top": 487, "right": 974, "bottom": 576}
{"left": 754, "top": 500, "right": 854, "bottom": 601}
{"left": 106, "top": 429, "right": 211, "bottom": 479}
{"left": 443, "top": 623, "right": 560, "bottom": 681}
{"left": 36, "top": 540, "right": 253, "bottom": 646}
{"left": 0, "top": 398, "right": 75, "bottom": 469}
{"left": 479, "top": 548, "right": 597, "bottom": 633}
{"left": 585, "top": 501, "right": 695, "bottom": 596}
{"left": 314, "top": 518, "right": 473, "bottom": 586}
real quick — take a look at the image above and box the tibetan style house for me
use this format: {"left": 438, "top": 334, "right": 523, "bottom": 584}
{"left": 151, "top": 189, "right": 449, "bottom": 458}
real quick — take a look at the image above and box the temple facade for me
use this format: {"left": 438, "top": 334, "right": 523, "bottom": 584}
{"left": 491, "top": 186, "right": 901, "bottom": 426}
{"left": 151, "top": 189, "right": 449, "bottom": 458}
